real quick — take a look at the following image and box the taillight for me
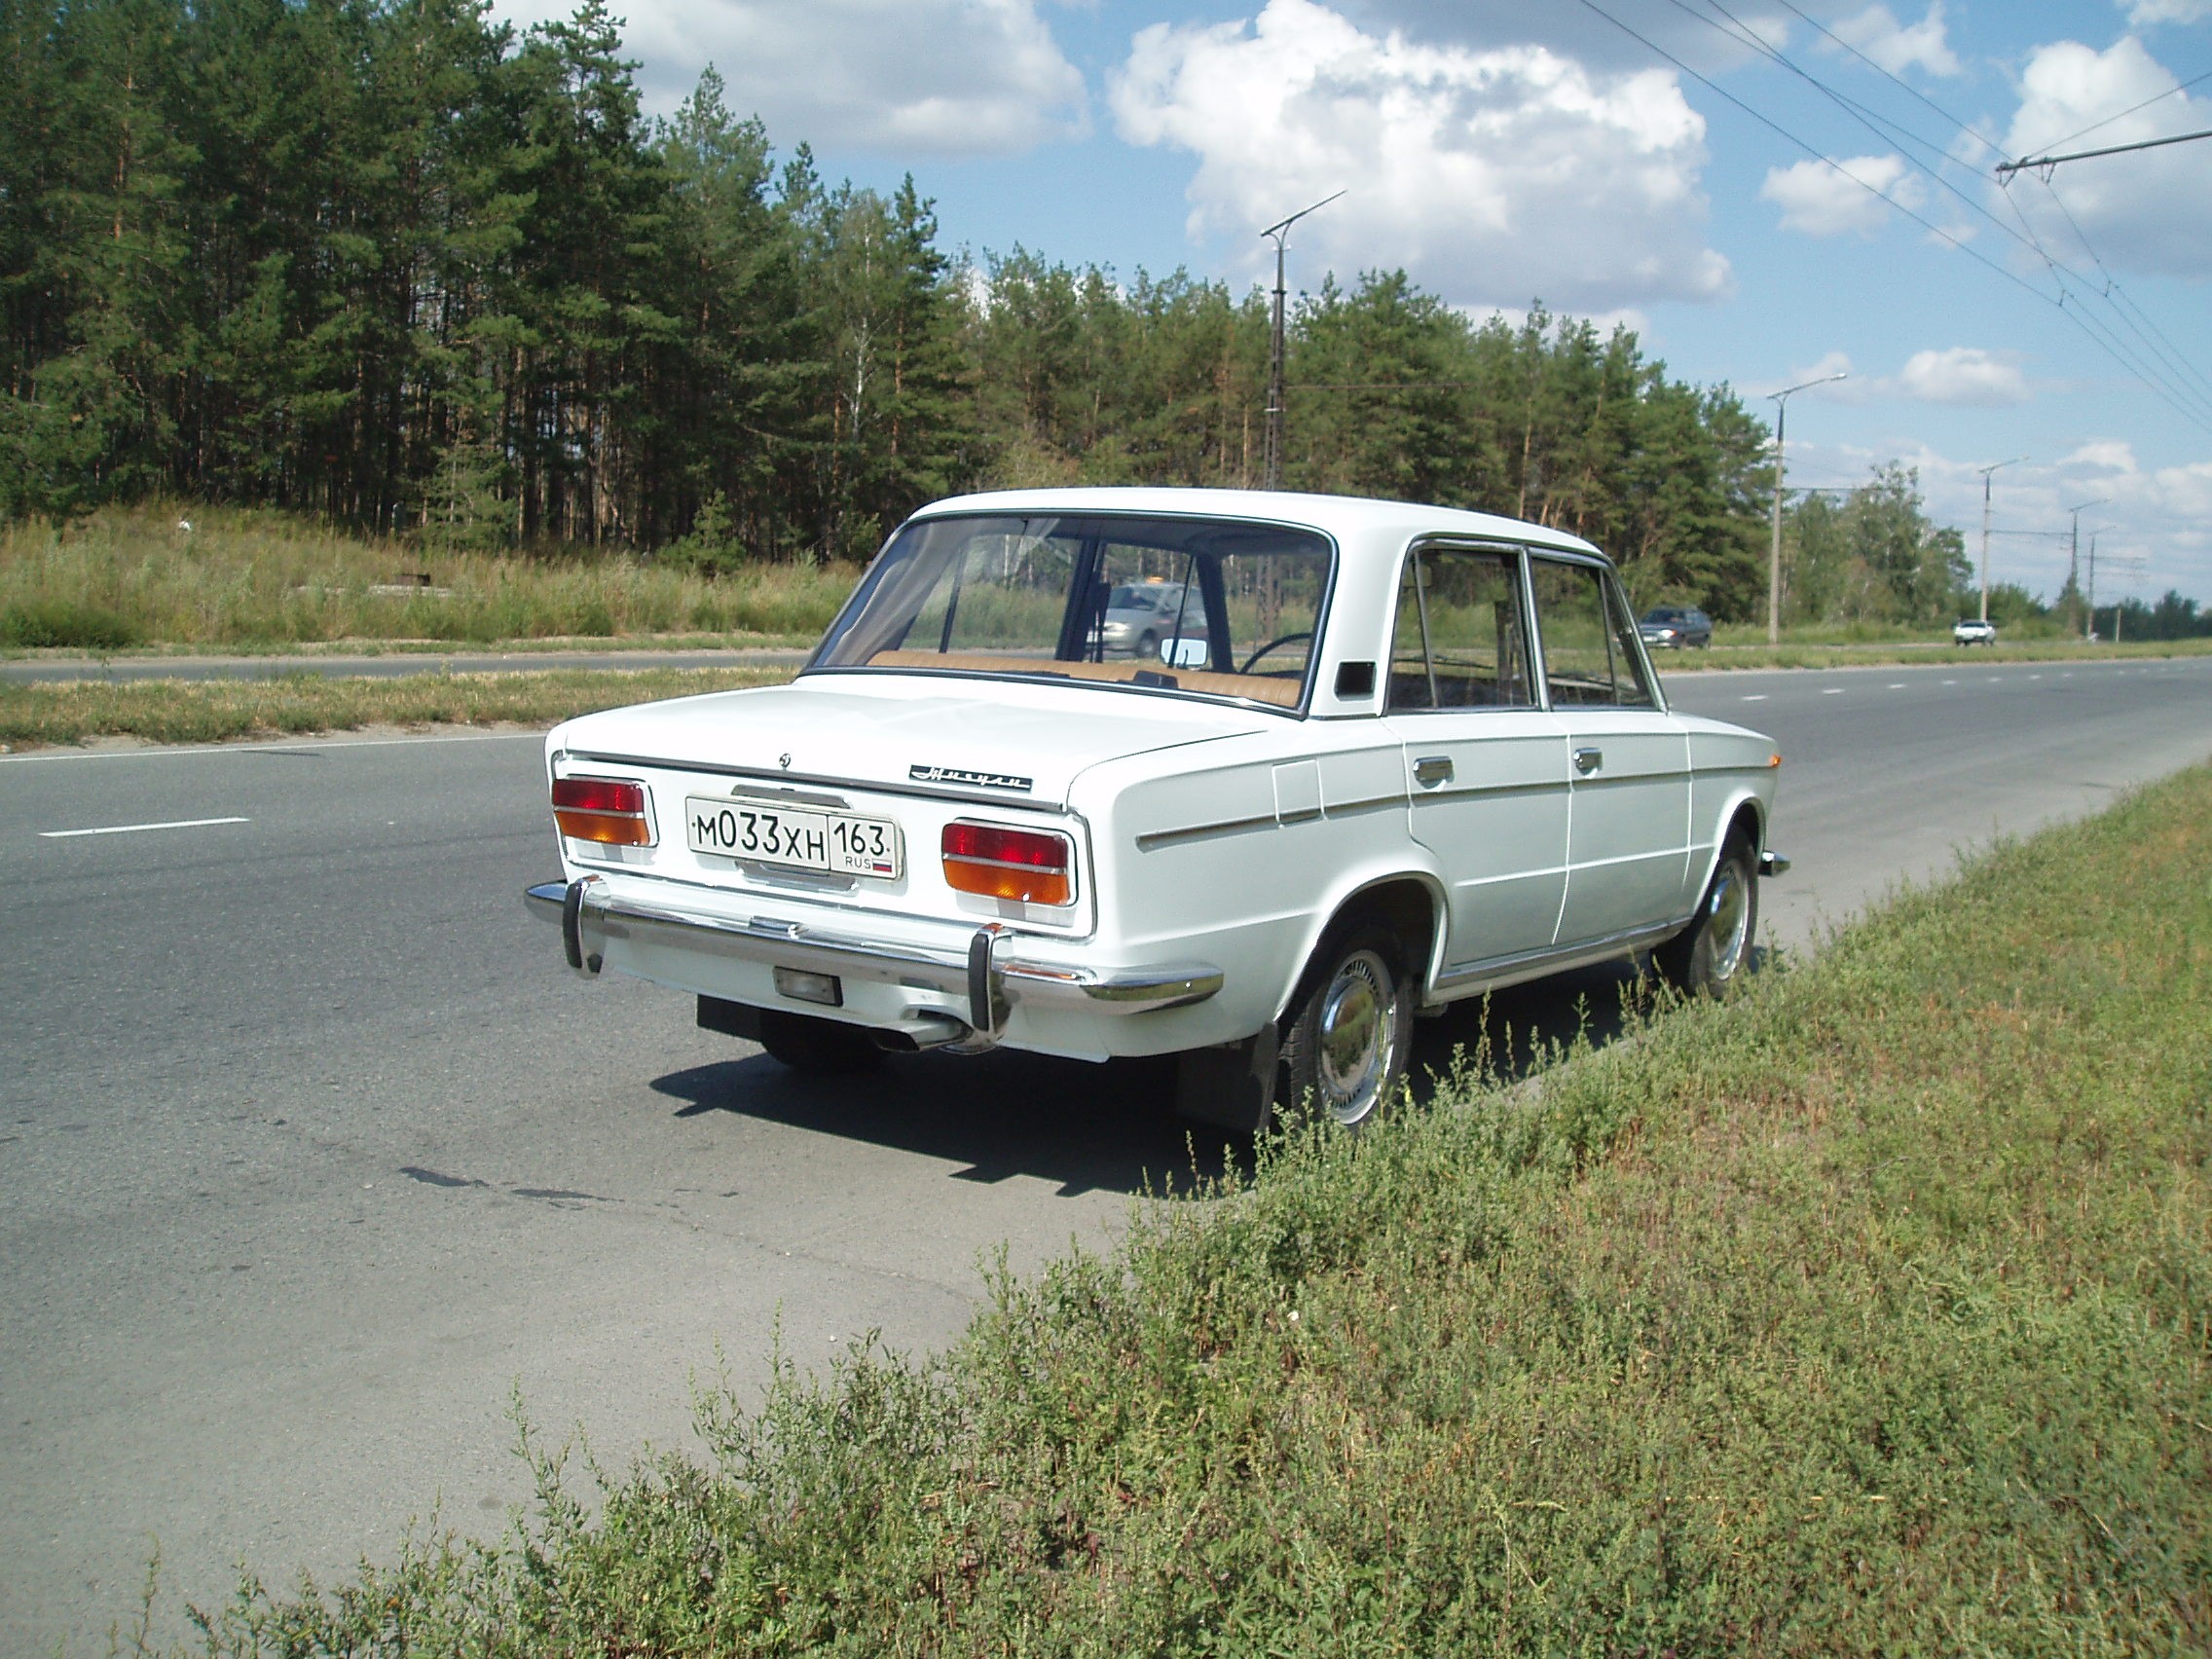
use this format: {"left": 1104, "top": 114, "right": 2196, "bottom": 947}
{"left": 553, "top": 776, "right": 653, "bottom": 846}
{"left": 941, "top": 822, "right": 1074, "bottom": 906}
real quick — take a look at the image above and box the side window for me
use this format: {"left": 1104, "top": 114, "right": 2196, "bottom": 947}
{"left": 1530, "top": 559, "right": 1655, "bottom": 708}
{"left": 1386, "top": 546, "right": 1533, "bottom": 711}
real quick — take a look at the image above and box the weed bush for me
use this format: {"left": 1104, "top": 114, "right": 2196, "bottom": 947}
{"left": 159, "top": 771, "right": 2212, "bottom": 1655}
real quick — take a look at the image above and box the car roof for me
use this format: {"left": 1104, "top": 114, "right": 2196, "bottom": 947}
{"left": 908, "top": 486, "right": 1608, "bottom": 565}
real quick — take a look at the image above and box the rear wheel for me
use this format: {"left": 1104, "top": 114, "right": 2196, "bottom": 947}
{"left": 1656, "top": 833, "right": 1758, "bottom": 996}
{"left": 1279, "top": 924, "right": 1412, "bottom": 1130}
{"left": 757, "top": 1010, "right": 881, "bottom": 1075}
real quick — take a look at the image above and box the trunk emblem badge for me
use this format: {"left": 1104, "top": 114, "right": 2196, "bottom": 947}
{"left": 910, "top": 764, "right": 1033, "bottom": 793}
{"left": 778, "top": 753, "right": 793, "bottom": 769}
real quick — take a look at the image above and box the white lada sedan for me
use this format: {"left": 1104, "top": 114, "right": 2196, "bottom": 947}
{"left": 527, "top": 488, "right": 1787, "bottom": 1131}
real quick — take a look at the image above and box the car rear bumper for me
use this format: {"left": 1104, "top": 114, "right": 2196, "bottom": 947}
{"left": 524, "top": 877, "right": 1224, "bottom": 1043}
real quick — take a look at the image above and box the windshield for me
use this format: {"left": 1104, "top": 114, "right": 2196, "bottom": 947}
{"left": 810, "top": 513, "right": 1334, "bottom": 711}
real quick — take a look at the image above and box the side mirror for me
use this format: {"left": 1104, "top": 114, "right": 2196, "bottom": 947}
{"left": 1161, "top": 638, "right": 1208, "bottom": 669}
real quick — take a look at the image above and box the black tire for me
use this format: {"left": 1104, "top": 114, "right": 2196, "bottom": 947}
{"left": 757, "top": 1010, "right": 881, "bottom": 1075}
{"left": 1135, "top": 629, "right": 1160, "bottom": 660}
{"left": 1278, "top": 922, "right": 1412, "bottom": 1130}
{"left": 1656, "top": 833, "right": 1758, "bottom": 996}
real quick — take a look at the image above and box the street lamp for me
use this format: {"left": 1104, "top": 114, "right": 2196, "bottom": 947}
{"left": 1974, "top": 456, "right": 2028, "bottom": 623}
{"left": 1259, "top": 190, "right": 1344, "bottom": 491}
{"left": 1766, "top": 372, "right": 1848, "bottom": 645}
{"left": 2065, "top": 497, "right": 2108, "bottom": 639}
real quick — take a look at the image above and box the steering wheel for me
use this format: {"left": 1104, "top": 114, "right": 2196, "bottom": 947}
{"left": 1239, "top": 631, "right": 1313, "bottom": 674}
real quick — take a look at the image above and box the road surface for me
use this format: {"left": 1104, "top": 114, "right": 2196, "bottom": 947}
{"left": 3, "top": 655, "right": 2207, "bottom": 1653}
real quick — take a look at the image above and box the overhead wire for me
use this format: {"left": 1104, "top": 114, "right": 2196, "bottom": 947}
{"left": 1676, "top": 0, "right": 2212, "bottom": 420}
{"left": 1569, "top": 0, "right": 2212, "bottom": 433}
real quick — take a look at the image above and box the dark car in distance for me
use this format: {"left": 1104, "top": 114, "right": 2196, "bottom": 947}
{"left": 1639, "top": 605, "right": 1713, "bottom": 649}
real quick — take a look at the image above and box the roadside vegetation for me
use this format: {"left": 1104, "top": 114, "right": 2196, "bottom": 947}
{"left": 146, "top": 766, "right": 2211, "bottom": 1654}
{"left": 0, "top": 665, "right": 792, "bottom": 750}
{"left": 0, "top": 505, "right": 851, "bottom": 652}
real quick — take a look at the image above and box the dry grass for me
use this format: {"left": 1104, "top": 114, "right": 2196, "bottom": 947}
{"left": 0, "top": 666, "right": 794, "bottom": 750}
{"left": 0, "top": 503, "right": 856, "bottom": 650}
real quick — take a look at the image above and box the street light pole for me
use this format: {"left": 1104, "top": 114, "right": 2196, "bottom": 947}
{"left": 1766, "top": 372, "right": 1848, "bottom": 645}
{"left": 2065, "top": 498, "right": 2108, "bottom": 640}
{"left": 1974, "top": 456, "right": 2027, "bottom": 624}
{"left": 1259, "top": 191, "right": 1344, "bottom": 492}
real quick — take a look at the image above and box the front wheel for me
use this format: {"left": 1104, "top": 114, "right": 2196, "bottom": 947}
{"left": 1279, "top": 925, "right": 1412, "bottom": 1130}
{"left": 1656, "top": 834, "right": 1758, "bottom": 996}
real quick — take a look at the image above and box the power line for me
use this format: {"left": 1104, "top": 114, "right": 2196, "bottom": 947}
{"left": 1677, "top": 0, "right": 2212, "bottom": 421}
{"left": 1759, "top": 0, "right": 2006, "bottom": 157}
{"left": 1570, "top": 0, "right": 2212, "bottom": 434}
{"left": 1679, "top": 0, "right": 2212, "bottom": 419}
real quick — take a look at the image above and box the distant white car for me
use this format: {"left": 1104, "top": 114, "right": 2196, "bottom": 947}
{"left": 528, "top": 489, "right": 1788, "bottom": 1130}
{"left": 1953, "top": 617, "right": 1998, "bottom": 645}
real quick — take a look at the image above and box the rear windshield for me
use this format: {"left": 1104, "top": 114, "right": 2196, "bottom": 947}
{"left": 809, "top": 513, "right": 1335, "bottom": 712}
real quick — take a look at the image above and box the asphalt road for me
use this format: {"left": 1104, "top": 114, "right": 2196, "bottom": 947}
{"left": 4, "top": 655, "right": 2208, "bottom": 1653}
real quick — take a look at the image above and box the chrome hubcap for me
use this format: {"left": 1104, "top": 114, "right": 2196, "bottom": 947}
{"left": 1708, "top": 861, "right": 1750, "bottom": 980}
{"left": 1315, "top": 949, "right": 1398, "bottom": 1124}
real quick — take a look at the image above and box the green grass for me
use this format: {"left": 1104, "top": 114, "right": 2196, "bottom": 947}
{"left": 144, "top": 766, "right": 2212, "bottom": 1655}
{"left": 1663, "top": 635, "right": 2212, "bottom": 673}
{"left": 0, "top": 503, "right": 856, "bottom": 651}
{"left": 0, "top": 666, "right": 793, "bottom": 749}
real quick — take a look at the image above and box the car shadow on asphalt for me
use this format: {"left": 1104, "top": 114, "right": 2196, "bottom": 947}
{"left": 648, "top": 950, "right": 1755, "bottom": 1202}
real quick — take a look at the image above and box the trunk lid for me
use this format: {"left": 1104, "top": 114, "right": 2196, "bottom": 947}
{"left": 554, "top": 672, "right": 1272, "bottom": 808}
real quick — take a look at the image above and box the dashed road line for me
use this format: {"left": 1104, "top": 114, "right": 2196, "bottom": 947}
{"left": 39, "top": 816, "right": 250, "bottom": 839}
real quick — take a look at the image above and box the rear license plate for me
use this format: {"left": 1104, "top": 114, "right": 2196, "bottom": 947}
{"left": 685, "top": 796, "right": 903, "bottom": 880}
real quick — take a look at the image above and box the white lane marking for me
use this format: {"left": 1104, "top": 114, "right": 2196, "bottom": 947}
{"left": 1942, "top": 679, "right": 1958, "bottom": 685}
{"left": 1740, "top": 693, "right": 1768, "bottom": 701}
{"left": 0, "top": 729, "right": 539, "bottom": 765}
{"left": 1888, "top": 682, "right": 1906, "bottom": 689}
{"left": 2029, "top": 674, "right": 2043, "bottom": 680}
{"left": 39, "top": 816, "right": 249, "bottom": 839}
{"left": 1822, "top": 687, "right": 1845, "bottom": 695}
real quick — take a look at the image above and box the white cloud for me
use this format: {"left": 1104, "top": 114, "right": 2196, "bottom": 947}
{"left": 1996, "top": 36, "right": 2212, "bottom": 277}
{"left": 1828, "top": 4, "right": 1961, "bottom": 77}
{"left": 2123, "top": 0, "right": 2212, "bottom": 25}
{"left": 1108, "top": 0, "right": 1732, "bottom": 313}
{"left": 2064, "top": 439, "right": 2140, "bottom": 472}
{"left": 1897, "top": 347, "right": 2030, "bottom": 404}
{"left": 1760, "top": 154, "right": 1925, "bottom": 237}
{"left": 493, "top": 0, "right": 1088, "bottom": 151}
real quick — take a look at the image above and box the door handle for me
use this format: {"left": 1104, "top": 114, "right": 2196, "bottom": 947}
{"left": 1573, "top": 747, "right": 1604, "bottom": 775}
{"left": 1413, "top": 756, "right": 1454, "bottom": 787}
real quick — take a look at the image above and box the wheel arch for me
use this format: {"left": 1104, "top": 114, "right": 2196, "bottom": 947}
{"left": 1270, "top": 867, "right": 1446, "bottom": 1027}
{"left": 1687, "top": 789, "right": 1768, "bottom": 909}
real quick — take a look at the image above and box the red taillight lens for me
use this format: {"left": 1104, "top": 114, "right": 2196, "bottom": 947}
{"left": 941, "top": 822, "right": 1074, "bottom": 905}
{"left": 552, "top": 776, "right": 653, "bottom": 846}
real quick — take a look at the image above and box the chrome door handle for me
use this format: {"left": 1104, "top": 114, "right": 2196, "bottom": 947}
{"left": 1413, "top": 756, "right": 1454, "bottom": 787}
{"left": 1573, "top": 747, "right": 1604, "bottom": 775}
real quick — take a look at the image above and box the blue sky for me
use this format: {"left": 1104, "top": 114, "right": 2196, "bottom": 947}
{"left": 499, "top": 0, "right": 2212, "bottom": 606}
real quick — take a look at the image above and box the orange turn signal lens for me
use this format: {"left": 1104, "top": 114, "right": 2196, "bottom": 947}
{"left": 941, "top": 822, "right": 1074, "bottom": 906}
{"left": 1769, "top": 753, "right": 1784, "bottom": 769}
{"left": 553, "top": 776, "right": 653, "bottom": 846}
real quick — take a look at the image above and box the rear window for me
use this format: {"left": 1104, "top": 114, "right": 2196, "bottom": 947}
{"left": 810, "top": 514, "right": 1335, "bottom": 712}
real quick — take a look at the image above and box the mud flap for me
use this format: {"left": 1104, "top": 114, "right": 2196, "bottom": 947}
{"left": 1174, "top": 1025, "right": 1281, "bottom": 1133}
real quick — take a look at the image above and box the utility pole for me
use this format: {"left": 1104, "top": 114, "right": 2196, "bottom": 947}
{"left": 2066, "top": 498, "right": 2107, "bottom": 640}
{"left": 1766, "top": 372, "right": 1848, "bottom": 645}
{"left": 2087, "top": 535, "right": 2098, "bottom": 640}
{"left": 1974, "top": 456, "right": 2027, "bottom": 623}
{"left": 1259, "top": 191, "right": 1343, "bottom": 492}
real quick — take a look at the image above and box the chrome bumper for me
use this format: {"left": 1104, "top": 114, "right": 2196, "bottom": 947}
{"left": 524, "top": 878, "right": 1223, "bottom": 1037}
{"left": 1759, "top": 849, "right": 1791, "bottom": 877}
